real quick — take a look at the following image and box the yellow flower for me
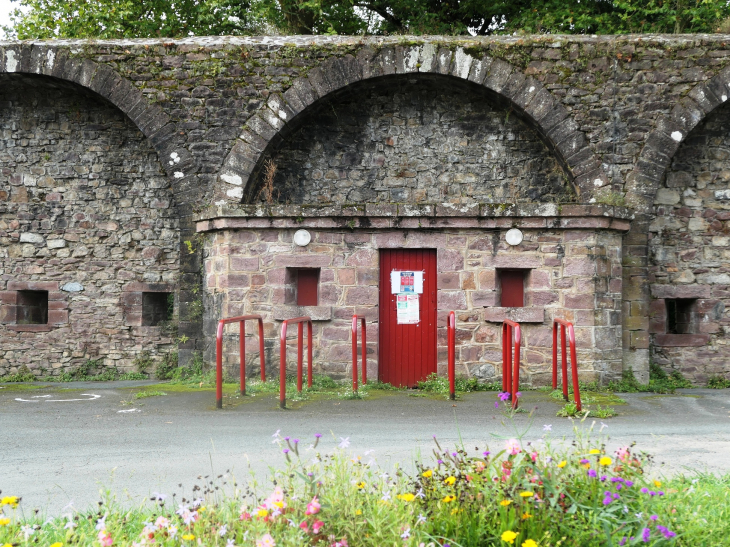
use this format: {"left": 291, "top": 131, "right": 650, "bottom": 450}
{"left": 422, "top": 469, "right": 433, "bottom": 478}
{"left": 654, "top": 480, "right": 662, "bottom": 488}
{"left": 451, "top": 508, "right": 459, "bottom": 515}
{"left": 522, "top": 540, "right": 538, "bottom": 547}
{"left": 256, "top": 508, "right": 269, "bottom": 518}
{"left": 3, "top": 543, "right": 12, "bottom": 547}
{"left": 444, "top": 476, "right": 456, "bottom": 486}
{"left": 557, "top": 460, "right": 567, "bottom": 468}
{"left": 182, "top": 534, "right": 195, "bottom": 541}
{"left": 397, "top": 493, "right": 415, "bottom": 502}
{"left": 521, "top": 512, "right": 532, "bottom": 520}
{"left": 0, "top": 496, "right": 18, "bottom": 508}
{"left": 599, "top": 456, "right": 613, "bottom": 466}
{"left": 499, "top": 500, "right": 512, "bottom": 506}
{"left": 199, "top": 506, "right": 206, "bottom": 512}
{"left": 442, "top": 495, "right": 456, "bottom": 503}
{"left": 355, "top": 509, "right": 362, "bottom": 515}
{"left": 589, "top": 449, "right": 601, "bottom": 455}
{"left": 356, "top": 481, "right": 366, "bottom": 489}
{"left": 501, "top": 530, "right": 518, "bottom": 544}
{"left": 519, "top": 491, "right": 534, "bottom": 498}
{"left": 50, "top": 543, "right": 63, "bottom": 547}
{"left": 0, "top": 518, "right": 10, "bottom": 526}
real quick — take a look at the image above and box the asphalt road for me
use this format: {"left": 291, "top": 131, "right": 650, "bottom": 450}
{"left": 2, "top": 381, "right": 729, "bottom": 516}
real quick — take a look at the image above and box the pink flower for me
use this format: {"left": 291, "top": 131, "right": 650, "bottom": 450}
{"left": 299, "top": 521, "right": 309, "bottom": 533}
{"left": 312, "top": 520, "right": 324, "bottom": 534}
{"left": 263, "top": 487, "right": 287, "bottom": 511}
{"left": 305, "top": 496, "right": 321, "bottom": 516}
{"left": 331, "top": 540, "right": 348, "bottom": 547}
{"left": 239, "top": 512, "right": 251, "bottom": 521}
{"left": 98, "top": 530, "right": 113, "bottom": 547}
{"left": 154, "top": 517, "right": 169, "bottom": 529}
{"left": 256, "top": 534, "right": 276, "bottom": 547}
{"left": 616, "top": 446, "right": 631, "bottom": 462}
{"left": 530, "top": 451, "right": 538, "bottom": 462}
{"left": 505, "top": 438, "right": 521, "bottom": 456}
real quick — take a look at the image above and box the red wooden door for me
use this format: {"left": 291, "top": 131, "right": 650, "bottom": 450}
{"left": 378, "top": 249, "right": 437, "bottom": 387}
{"left": 500, "top": 270, "right": 525, "bottom": 307}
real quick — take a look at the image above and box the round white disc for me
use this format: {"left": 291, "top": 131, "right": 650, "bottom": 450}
{"left": 505, "top": 228, "right": 523, "bottom": 246}
{"left": 293, "top": 229, "right": 311, "bottom": 247}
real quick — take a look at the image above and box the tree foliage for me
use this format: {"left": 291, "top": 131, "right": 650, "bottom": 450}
{"left": 5, "top": 0, "right": 730, "bottom": 39}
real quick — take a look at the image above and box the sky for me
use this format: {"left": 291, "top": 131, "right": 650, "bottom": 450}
{"left": 0, "top": 0, "right": 17, "bottom": 38}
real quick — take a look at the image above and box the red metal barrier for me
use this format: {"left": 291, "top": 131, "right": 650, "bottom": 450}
{"left": 351, "top": 315, "right": 367, "bottom": 392}
{"left": 447, "top": 311, "right": 456, "bottom": 400}
{"left": 280, "top": 316, "right": 313, "bottom": 409}
{"left": 502, "top": 319, "right": 521, "bottom": 409}
{"left": 552, "top": 318, "right": 582, "bottom": 412}
{"left": 216, "top": 315, "right": 266, "bottom": 409}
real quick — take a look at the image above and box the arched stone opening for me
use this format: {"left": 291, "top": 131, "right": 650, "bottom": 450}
{"left": 244, "top": 74, "right": 576, "bottom": 206}
{"left": 648, "top": 99, "right": 730, "bottom": 384}
{"left": 0, "top": 73, "right": 180, "bottom": 378}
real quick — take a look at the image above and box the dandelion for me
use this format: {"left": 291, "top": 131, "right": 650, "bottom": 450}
{"left": 442, "top": 495, "right": 456, "bottom": 503}
{"left": 500, "top": 500, "right": 512, "bottom": 506}
{"left": 557, "top": 460, "right": 567, "bottom": 468}
{"left": 589, "top": 449, "right": 601, "bottom": 455}
{"left": 501, "top": 530, "right": 518, "bottom": 544}
{"left": 397, "top": 493, "right": 415, "bottom": 502}
{"left": 521, "top": 513, "right": 532, "bottom": 520}
{"left": 444, "top": 476, "right": 456, "bottom": 485}
{"left": 256, "top": 534, "right": 275, "bottom": 547}
{"left": 50, "top": 543, "right": 63, "bottom": 547}
{"left": 599, "top": 456, "right": 613, "bottom": 466}
{"left": 0, "top": 497, "right": 19, "bottom": 508}
{"left": 306, "top": 496, "right": 321, "bottom": 515}
{"left": 0, "top": 518, "right": 9, "bottom": 526}
{"left": 505, "top": 438, "right": 522, "bottom": 455}
{"left": 339, "top": 437, "right": 351, "bottom": 449}
{"left": 519, "top": 491, "right": 534, "bottom": 498}
{"left": 422, "top": 469, "right": 433, "bottom": 478}
{"left": 522, "top": 541, "right": 538, "bottom": 547}
{"left": 355, "top": 481, "right": 366, "bottom": 489}
{"left": 654, "top": 480, "right": 662, "bottom": 488}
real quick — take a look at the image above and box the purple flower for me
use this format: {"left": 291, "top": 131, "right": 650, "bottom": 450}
{"left": 602, "top": 497, "right": 612, "bottom": 506}
{"left": 619, "top": 538, "right": 627, "bottom": 546}
{"left": 293, "top": 439, "right": 299, "bottom": 444}
{"left": 657, "top": 491, "right": 665, "bottom": 496}
{"left": 283, "top": 448, "right": 289, "bottom": 454}
{"left": 612, "top": 493, "right": 620, "bottom": 500}
{"left": 625, "top": 481, "right": 634, "bottom": 487}
{"left": 649, "top": 491, "right": 656, "bottom": 496}
{"left": 498, "top": 392, "right": 511, "bottom": 401}
{"left": 600, "top": 475, "right": 607, "bottom": 482}
{"left": 452, "top": 452, "right": 457, "bottom": 457}
{"left": 314, "top": 433, "right": 322, "bottom": 438}
{"left": 437, "top": 459, "right": 443, "bottom": 465}
{"left": 494, "top": 401, "right": 500, "bottom": 409}
{"left": 483, "top": 451, "right": 490, "bottom": 457}
{"left": 587, "top": 469, "right": 597, "bottom": 478}
{"left": 515, "top": 392, "right": 522, "bottom": 398}
{"left": 642, "top": 528, "right": 651, "bottom": 543}
{"left": 650, "top": 515, "right": 658, "bottom": 521}
{"left": 580, "top": 459, "right": 590, "bottom": 464}
{"left": 284, "top": 436, "right": 290, "bottom": 441}
{"left": 640, "top": 487, "right": 649, "bottom": 494}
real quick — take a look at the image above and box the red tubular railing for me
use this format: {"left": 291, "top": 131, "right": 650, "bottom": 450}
{"left": 502, "top": 319, "right": 521, "bottom": 409}
{"left": 552, "top": 318, "right": 582, "bottom": 412}
{"left": 279, "top": 316, "right": 313, "bottom": 409}
{"left": 447, "top": 311, "right": 456, "bottom": 400}
{"left": 216, "top": 315, "right": 266, "bottom": 409}
{"left": 351, "top": 315, "right": 367, "bottom": 392}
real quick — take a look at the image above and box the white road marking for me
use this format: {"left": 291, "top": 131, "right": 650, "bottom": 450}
{"left": 117, "top": 408, "right": 141, "bottom": 413}
{"left": 15, "top": 393, "right": 101, "bottom": 403}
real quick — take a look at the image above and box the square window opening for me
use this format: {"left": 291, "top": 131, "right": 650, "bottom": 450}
{"left": 17, "top": 290, "right": 48, "bottom": 325}
{"left": 498, "top": 269, "right": 527, "bottom": 308}
{"left": 142, "top": 292, "right": 174, "bottom": 326}
{"left": 666, "top": 298, "right": 697, "bottom": 334}
{"left": 296, "top": 268, "right": 320, "bottom": 306}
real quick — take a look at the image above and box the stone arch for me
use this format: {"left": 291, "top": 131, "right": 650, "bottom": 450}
{"left": 215, "top": 44, "right": 609, "bottom": 203}
{"left": 627, "top": 66, "right": 730, "bottom": 213}
{"left": 0, "top": 44, "right": 193, "bottom": 180}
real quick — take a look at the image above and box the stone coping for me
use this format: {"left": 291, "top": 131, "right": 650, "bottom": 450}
{"left": 196, "top": 203, "right": 633, "bottom": 232}
{"left": 2, "top": 34, "right": 728, "bottom": 48}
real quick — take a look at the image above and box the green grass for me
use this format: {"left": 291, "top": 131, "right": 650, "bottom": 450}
{"left": 707, "top": 375, "right": 730, "bottom": 389}
{"left": 133, "top": 390, "right": 167, "bottom": 400}
{"left": 417, "top": 372, "right": 500, "bottom": 399}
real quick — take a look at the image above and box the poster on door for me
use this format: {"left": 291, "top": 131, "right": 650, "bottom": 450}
{"left": 390, "top": 270, "right": 424, "bottom": 294}
{"left": 396, "top": 294, "right": 420, "bottom": 324}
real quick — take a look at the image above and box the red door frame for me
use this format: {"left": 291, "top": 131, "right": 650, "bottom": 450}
{"left": 378, "top": 249, "right": 438, "bottom": 387}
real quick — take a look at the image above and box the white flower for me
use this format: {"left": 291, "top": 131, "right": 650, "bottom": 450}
{"left": 21, "top": 525, "right": 35, "bottom": 539}
{"left": 416, "top": 488, "right": 425, "bottom": 499}
{"left": 417, "top": 514, "right": 427, "bottom": 525}
{"left": 192, "top": 497, "right": 204, "bottom": 508}
{"left": 226, "top": 540, "right": 236, "bottom": 547}
{"left": 271, "top": 430, "right": 281, "bottom": 443}
{"left": 168, "top": 525, "right": 178, "bottom": 538}
{"left": 339, "top": 437, "right": 350, "bottom": 449}
{"left": 401, "top": 528, "right": 411, "bottom": 539}
{"left": 95, "top": 516, "right": 107, "bottom": 531}
{"left": 64, "top": 520, "right": 77, "bottom": 530}
{"left": 543, "top": 424, "right": 552, "bottom": 431}
{"left": 219, "top": 524, "right": 228, "bottom": 537}
{"left": 152, "top": 492, "right": 168, "bottom": 501}
{"left": 176, "top": 503, "right": 188, "bottom": 515}
{"left": 381, "top": 491, "right": 391, "bottom": 501}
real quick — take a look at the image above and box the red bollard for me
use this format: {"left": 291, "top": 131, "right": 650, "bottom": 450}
{"left": 501, "top": 319, "right": 521, "bottom": 409}
{"left": 279, "top": 316, "right": 313, "bottom": 409}
{"left": 215, "top": 315, "right": 266, "bottom": 409}
{"left": 447, "top": 311, "right": 456, "bottom": 400}
{"left": 552, "top": 318, "right": 582, "bottom": 412}
{"left": 351, "top": 315, "right": 367, "bottom": 392}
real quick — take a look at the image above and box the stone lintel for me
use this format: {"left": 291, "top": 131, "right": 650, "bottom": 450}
{"left": 272, "top": 305, "right": 332, "bottom": 321}
{"left": 484, "top": 307, "right": 545, "bottom": 323}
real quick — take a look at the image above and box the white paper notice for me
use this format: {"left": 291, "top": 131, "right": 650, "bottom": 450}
{"left": 396, "top": 294, "right": 420, "bottom": 324}
{"left": 390, "top": 271, "right": 424, "bottom": 294}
